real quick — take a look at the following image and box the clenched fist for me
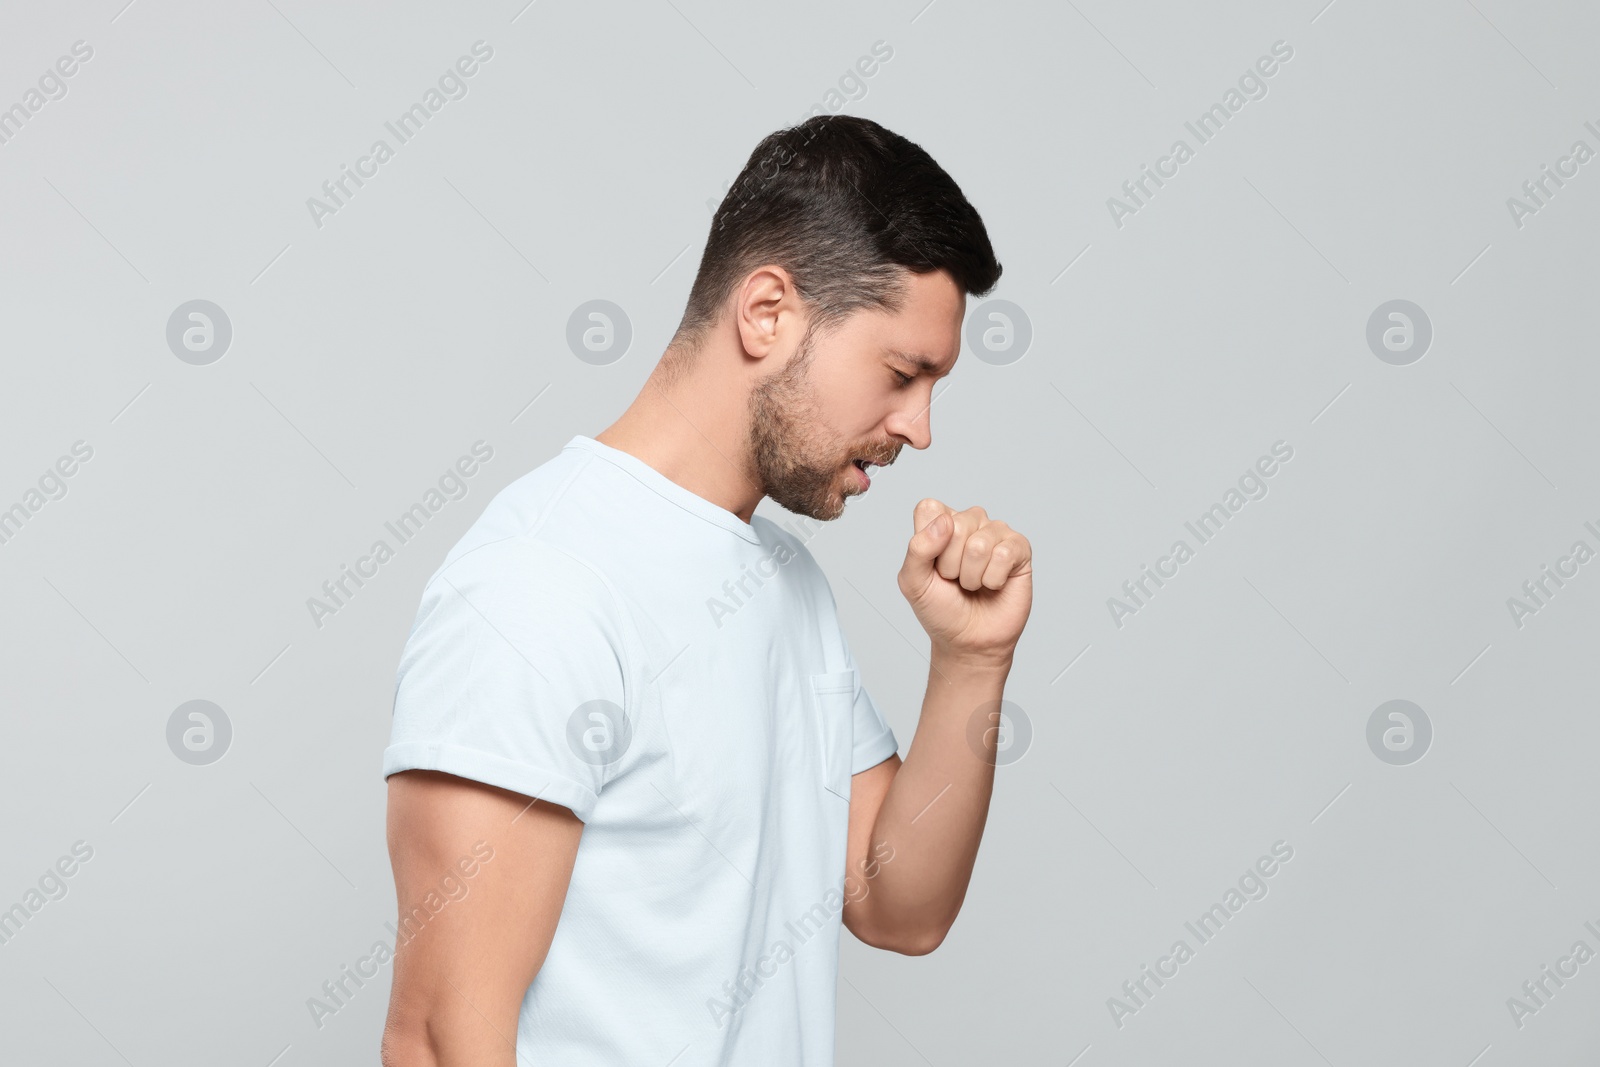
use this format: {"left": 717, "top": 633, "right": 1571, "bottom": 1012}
{"left": 897, "top": 498, "right": 1032, "bottom": 666}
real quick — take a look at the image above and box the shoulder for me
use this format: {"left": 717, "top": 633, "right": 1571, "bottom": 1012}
{"left": 449, "top": 442, "right": 604, "bottom": 550}
{"left": 419, "top": 442, "right": 628, "bottom": 610}
{"left": 396, "top": 531, "right": 638, "bottom": 707}
{"left": 426, "top": 533, "right": 618, "bottom": 616}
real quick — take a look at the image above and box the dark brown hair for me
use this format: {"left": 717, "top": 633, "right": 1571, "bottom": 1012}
{"left": 666, "top": 115, "right": 1002, "bottom": 371}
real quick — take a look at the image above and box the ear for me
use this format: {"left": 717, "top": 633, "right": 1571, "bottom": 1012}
{"left": 734, "top": 265, "right": 802, "bottom": 362}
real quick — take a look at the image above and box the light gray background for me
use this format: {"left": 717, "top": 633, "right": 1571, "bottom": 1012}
{"left": 2, "top": 0, "right": 1597, "bottom": 1063}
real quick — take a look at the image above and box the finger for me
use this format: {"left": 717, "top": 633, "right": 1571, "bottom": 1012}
{"left": 957, "top": 526, "right": 997, "bottom": 591}
{"left": 910, "top": 497, "right": 954, "bottom": 541}
{"left": 958, "top": 521, "right": 1010, "bottom": 590}
{"left": 900, "top": 498, "right": 956, "bottom": 590}
{"left": 935, "top": 506, "right": 987, "bottom": 581}
{"left": 979, "top": 530, "right": 1029, "bottom": 590}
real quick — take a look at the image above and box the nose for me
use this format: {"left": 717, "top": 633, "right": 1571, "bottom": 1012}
{"left": 885, "top": 392, "right": 933, "bottom": 451}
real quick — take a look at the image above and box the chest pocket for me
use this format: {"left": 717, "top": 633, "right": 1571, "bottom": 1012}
{"left": 808, "top": 670, "right": 856, "bottom": 801}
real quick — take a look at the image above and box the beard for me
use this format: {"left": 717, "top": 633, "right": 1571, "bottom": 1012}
{"left": 746, "top": 329, "right": 899, "bottom": 521}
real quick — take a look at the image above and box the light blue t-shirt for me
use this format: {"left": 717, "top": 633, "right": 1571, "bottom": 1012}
{"left": 384, "top": 434, "right": 898, "bottom": 1065}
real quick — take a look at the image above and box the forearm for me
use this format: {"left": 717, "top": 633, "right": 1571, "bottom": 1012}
{"left": 862, "top": 649, "right": 1011, "bottom": 951}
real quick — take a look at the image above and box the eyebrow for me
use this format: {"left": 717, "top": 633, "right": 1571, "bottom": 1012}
{"left": 886, "top": 349, "right": 950, "bottom": 375}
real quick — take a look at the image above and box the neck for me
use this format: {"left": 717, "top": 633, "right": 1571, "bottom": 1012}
{"left": 595, "top": 351, "right": 766, "bottom": 524}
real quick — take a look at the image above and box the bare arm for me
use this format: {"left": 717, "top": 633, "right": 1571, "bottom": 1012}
{"left": 842, "top": 499, "right": 1031, "bottom": 955}
{"left": 841, "top": 653, "right": 1009, "bottom": 954}
{"left": 381, "top": 770, "right": 583, "bottom": 1067}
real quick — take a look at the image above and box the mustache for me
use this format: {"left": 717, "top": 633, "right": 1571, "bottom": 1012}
{"left": 851, "top": 443, "right": 901, "bottom": 466}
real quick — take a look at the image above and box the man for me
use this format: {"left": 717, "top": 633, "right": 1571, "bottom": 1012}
{"left": 380, "top": 114, "right": 1032, "bottom": 1066}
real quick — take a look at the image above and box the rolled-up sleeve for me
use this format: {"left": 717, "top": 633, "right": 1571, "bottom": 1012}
{"left": 383, "top": 535, "right": 632, "bottom": 823}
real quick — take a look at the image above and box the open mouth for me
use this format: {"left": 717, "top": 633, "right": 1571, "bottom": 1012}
{"left": 849, "top": 457, "right": 882, "bottom": 490}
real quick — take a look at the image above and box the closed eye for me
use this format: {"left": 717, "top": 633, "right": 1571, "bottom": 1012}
{"left": 891, "top": 368, "right": 915, "bottom": 386}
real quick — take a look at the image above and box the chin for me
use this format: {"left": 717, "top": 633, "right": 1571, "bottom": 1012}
{"left": 811, "top": 493, "right": 849, "bottom": 523}
{"left": 800, "top": 498, "right": 843, "bottom": 522}
{"left": 769, "top": 464, "right": 856, "bottom": 522}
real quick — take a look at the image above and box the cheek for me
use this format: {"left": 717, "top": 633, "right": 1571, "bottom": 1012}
{"left": 829, "top": 388, "right": 886, "bottom": 438}
{"left": 804, "top": 357, "right": 888, "bottom": 442}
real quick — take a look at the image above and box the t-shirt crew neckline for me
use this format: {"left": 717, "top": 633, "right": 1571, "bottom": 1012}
{"left": 565, "top": 434, "right": 763, "bottom": 545}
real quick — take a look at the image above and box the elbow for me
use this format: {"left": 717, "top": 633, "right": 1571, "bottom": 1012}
{"left": 846, "top": 899, "right": 956, "bottom": 956}
{"left": 894, "top": 922, "right": 949, "bottom": 956}
{"left": 860, "top": 916, "right": 951, "bottom": 956}
{"left": 380, "top": 1029, "right": 434, "bottom": 1067}
{"left": 381, "top": 1009, "right": 447, "bottom": 1067}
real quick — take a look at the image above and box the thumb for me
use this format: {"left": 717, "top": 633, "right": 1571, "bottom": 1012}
{"left": 900, "top": 499, "right": 954, "bottom": 592}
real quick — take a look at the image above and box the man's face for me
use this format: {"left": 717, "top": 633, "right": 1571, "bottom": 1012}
{"left": 748, "top": 268, "right": 964, "bottom": 521}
